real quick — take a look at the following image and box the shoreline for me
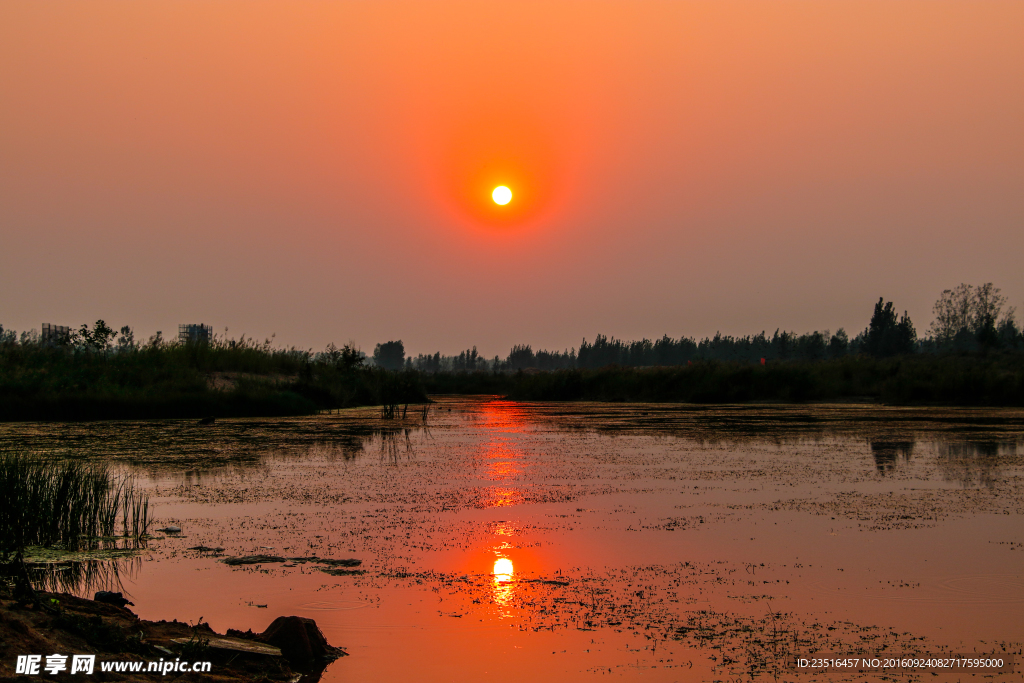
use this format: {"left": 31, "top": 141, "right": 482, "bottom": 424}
{"left": 0, "top": 590, "right": 343, "bottom": 681}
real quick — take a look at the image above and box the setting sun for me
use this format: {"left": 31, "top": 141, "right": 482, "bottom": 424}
{"left": 492, "top": 186, "right": 512, "bottom": 205}
{"left": 493, "top": 557, "right": 514, "bottom": 579}
{"left": 3, "top": 2, "right": 1023, "bottom": 682}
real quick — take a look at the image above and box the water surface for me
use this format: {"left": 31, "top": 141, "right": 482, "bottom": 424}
{"left": 4, "top": 398, "right": 1023, "bottom": 681}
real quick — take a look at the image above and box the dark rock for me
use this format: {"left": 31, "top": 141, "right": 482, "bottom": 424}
{"left": 257, "top": 616, "right": 345, "bottom": 666}
{"left": 94, "top": 591, "right": 134, "bottom": 608}
{"left": 199, "top": 416, "right": 216, "bottom": 425}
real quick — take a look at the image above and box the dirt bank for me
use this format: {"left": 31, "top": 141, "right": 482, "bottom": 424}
{"left": 0, "top": 591, "right": 343, "bottom": 681}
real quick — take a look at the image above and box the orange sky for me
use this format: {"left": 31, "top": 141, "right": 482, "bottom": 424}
{"left": 2, "top": 1, "right": 1022, "bottom": 356}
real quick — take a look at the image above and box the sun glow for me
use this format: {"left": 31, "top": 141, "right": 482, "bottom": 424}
{"left": 492, "top": 186, "right": 512, "bottom": 205}
{"left": 493, "top": 557, "right": 514, "bottom": 580}
{"left": 434, "top": 110, "right": 561, "bottom": 230}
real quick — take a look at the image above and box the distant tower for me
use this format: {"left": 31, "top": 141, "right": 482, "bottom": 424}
{"left": 41, "top": 323, "right": 71, "bottom": 345}
{"left": 178, "top": 324, "right": 213, "bottom": 344}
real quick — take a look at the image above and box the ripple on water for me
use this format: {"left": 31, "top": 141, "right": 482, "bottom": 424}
{"left": 299, "top": 600, "right": 373, "bottom": 611}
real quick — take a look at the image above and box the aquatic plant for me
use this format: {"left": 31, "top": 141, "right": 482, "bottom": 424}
{"left": 0, "top": 453, "right": 150, "bottom": 554}
{"left": 0, "top": 452, "right": 151, "bottom": 600}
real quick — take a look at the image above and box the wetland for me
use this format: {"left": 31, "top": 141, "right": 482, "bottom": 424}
{"left": 2, "top": 397, "right": 1023, "bottom": 681}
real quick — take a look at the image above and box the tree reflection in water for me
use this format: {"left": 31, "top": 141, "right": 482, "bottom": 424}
{"left": 938, "top": 440, "right": 1016, "bottom": 488}
{"left": 869, "top": 440, "right": 915, "bottom": 474}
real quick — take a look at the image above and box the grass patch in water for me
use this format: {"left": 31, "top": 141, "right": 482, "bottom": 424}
{"left": 0, "top": 452, "right": 151, "bottom": 596}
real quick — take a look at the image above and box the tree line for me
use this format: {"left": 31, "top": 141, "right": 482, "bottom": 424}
{"left": 374, "top": 283, "right": 1020, "bottom": 373}
{"left": 2, "top": 281, "right": 1020, "bottom": 377}
{"left": 3, "top": 283, "right": 1019, "bottom": 376}
{"left": 1, "top": 282, "right": 1021, "bottom": 417}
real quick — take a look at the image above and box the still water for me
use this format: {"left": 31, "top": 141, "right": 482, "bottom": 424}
{"left": 4, "top": 397, "right": 1024, "bottom": 681}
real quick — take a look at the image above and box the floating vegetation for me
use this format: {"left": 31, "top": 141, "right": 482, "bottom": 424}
{"left": 22, "top": 546, "right": 145, "bottom": 564}
{"left": 220, "top": 555, "right": 288, "bottom": 566}
{"left": 318, "top": 568, "right": 366, "bottom": 576}
{"left": 219, "top": 555, "right": 362, "bottom": 568}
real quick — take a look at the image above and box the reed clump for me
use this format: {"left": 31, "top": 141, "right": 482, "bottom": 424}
{"left": 0, "top": 453, "right": 151, "bottom": 562}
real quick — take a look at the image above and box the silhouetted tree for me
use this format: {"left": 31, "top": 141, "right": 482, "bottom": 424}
{"left": 508, "top": 344, "right": 535, "bottom": 370}
{"left": 929, "top": 283, "right": 1015, "bottom": 350}
{"left": 828, "top": 329, "right": 849, "bottom": 358}
{"left": 998, "top": 315, "right": 1022, "bottom": 350}
{"left": 863, "top": 298, "right": 916, "bottom": 358}
{"left": 77, "top": 320, "right": 116, "bottom": 352}
{"left": 116, "top": 326, "right": 136, "bottom": 352}
{"left": 452, "top": 347, "right": 480, "bottom": 372}
{"left": 339, "top": 343, "right": 365, "bottom": 369}
{"left": 373, "top": 340, "right": 405, "bottom": 370}
{"left": 929, "top": 284, "right": 974, "bottom": 344}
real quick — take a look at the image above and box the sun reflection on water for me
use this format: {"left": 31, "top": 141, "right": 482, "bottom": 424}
{"left": 482, "top": 486, "right": 523, "bottom": 507}
{"left": 492, "top": 557, "right": 515, "bottom": 610}
{"left": 485, "top": 460, "right": 520, "bottom": 481}
{"left": 478, "top": 400, "right": 530, "bottom": 433}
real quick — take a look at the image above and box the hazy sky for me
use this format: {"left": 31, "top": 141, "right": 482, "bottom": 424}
{"left": 2, "top": 1, "right": 1022, "bottom": 357}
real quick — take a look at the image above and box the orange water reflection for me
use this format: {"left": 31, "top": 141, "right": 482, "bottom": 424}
{"left": 484, "top": 459, "right": 521, "bottom": 481}
{"left": 485, "top": 462, "right": 520, "bottom": 483}
{"left": 478, "top": 400, "right": 530, "bottom": 433}
{"left": 476, "top": 400, "right": 530, "bottom": 506}
{"left": 479, "top": 445, "right": 526, "bottom": 506}
{"left": 481, "top": 486, "right": 523, "bottom": 508}
{"left": 492, "top": 557, "right": 515, "bottom": 609}
{"left": 482, "top": 522, "right": 526, "bottom": 615}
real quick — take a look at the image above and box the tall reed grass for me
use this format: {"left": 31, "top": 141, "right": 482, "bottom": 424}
{"left": 0, "top": 453, "right": 151, "bottom": 563}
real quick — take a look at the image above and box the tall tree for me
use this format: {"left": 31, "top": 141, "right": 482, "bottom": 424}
{"left": 864, "top": 298, "right": 916, "bottom": 358}
{"left": 929, "top": 284, "right": 973, "bottom": 343}
{"left": 507, "top": 344, "right": 535, "bottom": 370}
{"left": 928, "top": 283, "right": 1014, "bottom": 348}
{"left": 372, "top": 340, "right": 405, "bottom": 370}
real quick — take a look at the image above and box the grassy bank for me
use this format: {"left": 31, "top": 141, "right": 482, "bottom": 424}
{"left": 422, "top": 354, "right": 1024, "bottom": 406}
{"left": 0, "top": 341, "right": 427, "bottom": 421}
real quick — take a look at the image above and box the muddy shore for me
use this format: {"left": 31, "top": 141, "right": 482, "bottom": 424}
{"left": 0, "top": 591, "right": 343, "bottom": 681}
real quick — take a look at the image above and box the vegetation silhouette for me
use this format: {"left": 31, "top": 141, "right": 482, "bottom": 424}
{"left": 0, "top": 452, "right": 150, "bottom": 604}
{"left": 373, "top": 340, "right": 406, "bottom": 370}
{"left": 3, "top": 285, "right": 1022, "bottom": 418}
{"left": 0, "top": 327, "right": 426, "bottom": 421}
{"left": 413, "top": 286, "right": 1023, "bottom": 405}
{"left": 862, "top": 298, "right": 916, "bottom": 358}
{"left": 431, "top": 355, "right": 1024, "bottom": 405}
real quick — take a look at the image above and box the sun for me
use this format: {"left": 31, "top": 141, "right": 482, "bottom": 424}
{"left": 493, "top": 557, "right": 514, "bottom": 579}
{"left": 492, "top": 186, "right": 512, "bottom": 205}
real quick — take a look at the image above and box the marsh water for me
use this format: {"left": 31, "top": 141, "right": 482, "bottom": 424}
{"left": 4, "top": 397, "right": 1024, "bottom": 681}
